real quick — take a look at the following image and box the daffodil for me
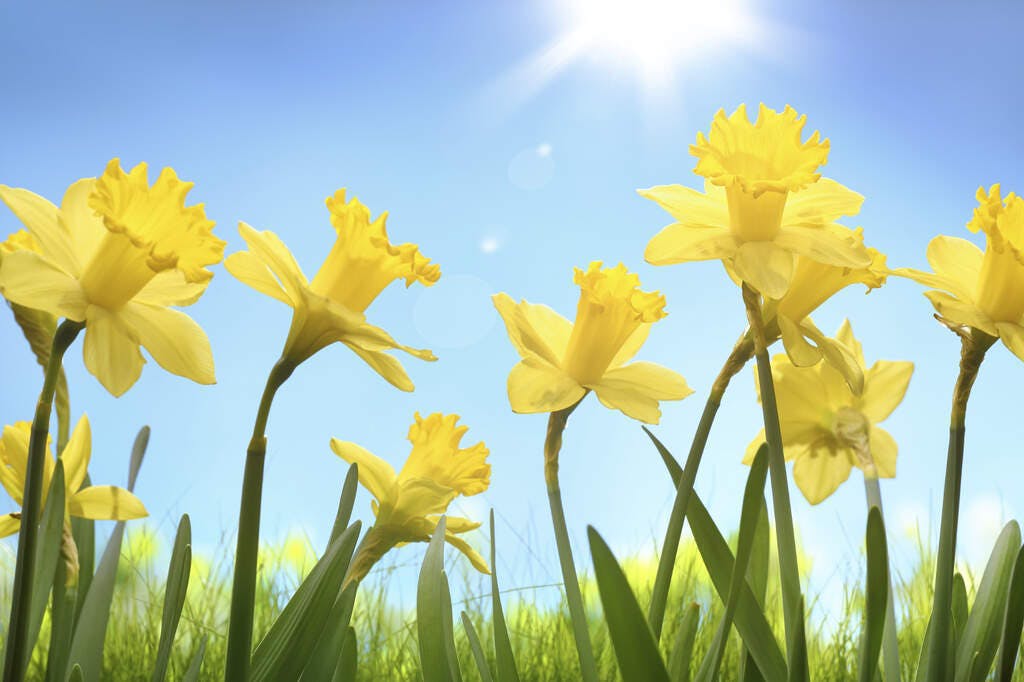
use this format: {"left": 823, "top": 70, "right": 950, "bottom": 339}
{"left": 744, "top": 321, "right": 912, "bottom": 504}
{"left": 225, "top": 189, "right": 439, "bottom": 390}
{"left": 639, "top": 104, "right": 871, "bottom": 299}
{"left": 493, "top": 261, "right": 692, "bottom": 424}
{"left": 0, "top": 159, "right": 223, "bottom": 396}
{"left": 0, "top": 415, "right": 147, "bottom": 537}
{"left": 895, "top": 184, "right": 1024, "bottom": 359}
{"left": 332, "top": 412, "right": 490, "bottom": 582}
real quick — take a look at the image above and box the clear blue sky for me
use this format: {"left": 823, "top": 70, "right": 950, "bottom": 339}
{"left": 2, "top": 0, "right": 1023, "bottom": 621}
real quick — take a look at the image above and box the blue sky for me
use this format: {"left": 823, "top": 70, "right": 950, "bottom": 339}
{"left": 2, "top": 0, "right": 1024, "bottom": 621}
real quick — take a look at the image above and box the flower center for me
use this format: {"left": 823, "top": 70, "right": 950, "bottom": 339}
{"left": 831, "top": 406, "right": 874, "bottom": 473}
{"left": 725, "top": 186, "right": 787, "bottom": 242}
{"left": 79, "top": 231, "right": 161, "bottom": 309}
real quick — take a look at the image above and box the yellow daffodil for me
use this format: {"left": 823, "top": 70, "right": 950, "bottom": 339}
{"left": 332, "top": 412, "right": 490, "bottom": 582}
{"left": 225, "top": 190, "right": 439, "bottom": 390}
{"left": 0, "top": 415, "right": 147, "bottom": 537}
{"left": 895, "top": 185, "right": 1024, "bottom": 359}
{"left": 493, "top": 262, "right": 692, "bottom": 424}
{"left": 745, "top": 321, "right": 913, "bottom": 504}
{"left": 639, "top": 104, "right": 871, "bottom": 299}
{"left": 0, "top": 159, "right": 223, "bottom": 396}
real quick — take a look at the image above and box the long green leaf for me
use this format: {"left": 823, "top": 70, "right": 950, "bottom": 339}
{"left": 331, "top": 628, "right": 358, "bottom": 682}
{"left": 250, "top": 521, "right": 361, "bottom": 682}
{"left": 859, "top": 507, "right": 889, "bottom": 682}
{"left": 996, "top": 546, "right": 1024, "bottom": 681}
{"left": 182, "top": 636, "right": 207, "bottom": 682}
{"left": 418, "top": 517, "right": 460, "bottom": 682}
{"left": 299, "top": 582, "right": 358, "bottom": 681}
{"left": 462, "top": 611, "right": 495, "bottom": 682}
{"left": 646, "top": 427, "right": 788, "bottom": 681}
{"left": 28, "top": 461, "right": 65, "bottom": 658}
{"left": 957, "top": 521, "right": 1022, "bottom": 681}
{"left": 740, "top": 498, "right": 771, "bottom": 682}
{"left": 667, "top": 603, "right": 700, "bottom": 682}
{"left": 329, "top": 463, "right": 359, "bottom": 545}
{"left": 490, "top": 510, "right": 520, "bottom": 682}
{"left": 442, "top": 572, "right": 464, "bottom": 682}
{"left": 70, "top": 494, "right": 95, "bottom": 629}
{"left": 44, "top": 562, "right": 77, "bottom": 682}
{"left": 151, "top": 514, "right": 192, "bottom": 682}
{"left": 588, "top": 526, "right": 669, "bottom": 682}
{"left": 787, "top": 596, "right": 808, "bottom": 682}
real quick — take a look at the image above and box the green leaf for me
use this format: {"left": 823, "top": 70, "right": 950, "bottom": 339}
{"left": 330, "top": 628, "right": 358, "bottom": 682}
{"left": 859, "top": 507, "right": 889, "bottom": 682}
{"left": 181, "top": 636, "right": 207, "bottom": 682}
{"left": 953, "top": 573, "right": 969, "bottom": 649}
{"left": 667, "top": 603, "right": 700, "bottom": 682}
{"left": 996, "top": 546, "right": 1024, "bottom": 681}
{"left": 587, "top": 526, "right": 669, "bottom": 682}
{"left": 151, "top": 514, "right": 192, "bottom": 682}
{"left": 739, "top": 498, "right": 771, "bottom": 682}
{"left": 462, "top": 611, "right": 495, "bottom": 682}
{"left": 127, "top": 426, "right": 149, "bottom": 492}
{"left": 647, "top": 427, "right": 788, "bottom": 681}
{"left": 250, "top": 521, "right": 361, "bottom": 682}
{"left": 490, "top": 510, "right": 520, "bottom": 682}
{"left": 67, "top": 664, "right": 83, "bottom": 682}
{"left": 787, "top": 596, "right": 808, "bottom": 682}
{"left": 44, "top": 563, "right": 77, "bottom": 682}
{"left": 330, "top": 463, "right": 359, "bottom": 546}
{"left": 28, "top": 460, "right": 65, "bottom": 658}
{"left": 299, "top": 582, "right": 358, "bottom": 682}
{"left": 418, "top": 517, "right": 462, "bottom": 682}
{"left": 70, "top": 498, "right": 95, "bottom": 629}
{"left": 957, "top": 521, "right": 1022, "bottom": 682}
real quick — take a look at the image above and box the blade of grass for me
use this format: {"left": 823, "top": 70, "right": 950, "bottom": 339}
{"left": 859, "top": 507, "right": 889, "bottom": 682}
{"left": 182, "top": 636, "right": 207, "bottom": 682}
{"left": 462, "top": 611, "right": 495, "bottom": 682}
{"left": 667, "top": 603, "right": 700, "bottom": 682}
{"left": 329, "top": 463, "right": 359, "bottom": 546}
{"left": 27, "top": 461, "right": 65, "bottom": 660}
{"left": 151, "top": 514, "right": 192, "bottom": 682}
{"left": 490, "top": 510, "right": 520, "bottom": 682}
{"left": 330, "top": 628, "right": 358, "bottom": 682}
{"left": 996, "top": 546, "right": 1024, "bottom": 682}
{"left": 299, "top": 582, "right": 358, "bottom": 682}
{"left": 418, "top": 517, "right": 461, "bottom": 682}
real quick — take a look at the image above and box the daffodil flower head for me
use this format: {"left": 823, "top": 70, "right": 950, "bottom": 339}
{"left": 744, "top": 320, "right": 913, "bottom": 504}
{"left": 0, "top": 415, "right": 148, "bottom": 538}
{"left": 332, "top": 412, "right": 490, "bottom": 583}
{"left": 0, "top": 159, "right": 223, "bottom": 396}
{"left": 225, "top": 189, "right": 438, "bottom": 391}
{"left": 493, "top": 261, "right": 692, "bottom": 424}
{"left": 894, "top": 185, "right": 1024, "bottom": 360}
{"left": 640, "top": 104, "right": 870, "bottom": 299}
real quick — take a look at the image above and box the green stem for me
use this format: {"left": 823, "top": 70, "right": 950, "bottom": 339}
{"left": 864, "top": 475, "right": 900, "bottom": 681}
{"left": 225, "top": 358, "right": 295, "bottom": 681}
{"left": 647, "top": 330, "right": 754, "bottom": 639}
{"left": 2, "top": 319, "right": 82, "bottom": 682}
{"left": 742, "top": 284, "right": 806, "bottom": 675}
{"left": 924, "top": 330, "right": 993, "bottom": 682}
{"left": 544, "top": 400, "right": 599, "bottom": 682}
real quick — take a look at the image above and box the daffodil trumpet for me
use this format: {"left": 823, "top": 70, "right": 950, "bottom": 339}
{"left": 2, "top": 319, "right": 82, "bottom": 682}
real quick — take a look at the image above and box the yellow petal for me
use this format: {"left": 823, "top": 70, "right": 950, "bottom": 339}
{"left": 743, "top": 430, "right": 766, "bottom": 465}
{"left": 492, "top": 293, "right": 571, "bottom": 367}
{"left": 0, "top": 185, "right": 80, "bottom": 276}
{"left": 444, "top": 531, "right": 490, "bottom": 574}
{"left": 781, "top": 178, "right": 863, "bottom": 227}
{"left": 224, "top": 250, "right": 294, "bottom": 306}
{"left": 859, "top": 361, "right": 913, "bottom": 423}
{"left": 833, "top": 319, "right": 865, "bottom": 369}
{"left": 802, "top": 321, "right": 865, "bottom": 395}
{"left": 766, "top": 360, "right": 830, "bottom": 444}
{"left": 778, "top": 315, "right": 824, "bottom": 367}
{"left": 792, "top": 446, "right": 853, "bottom": 505}
{"left": 774, "top": 224, "right": 872, "bottom": 269}
{"left": 68, "top": 485, "right": 147, "bottom": 520}
{"left": 590, "top": 362, "right": 692, "bottom": 424}
{"left": 329, "top": 438, "right": 398, "bottom": 505}
{"left": 506, "top": 357, "right": 586, "bottom": 414}
{"left": 997, "top": 322, "right": 1024, "bottom": 362}
{"left": 644, "top": 224, "right": 738, "bottom": 265}
{"left": 0, "top": 249, "right": 88, "bottom": 320}
{"left": 400, "top": 413, "right": 490, "bottom": 497}
{"left": 609, "top": 324, "right": 651, "bottom": 369}
{"left": 637, "top": 183, "right": 731, "bottom": 226}
{"left": 60, "top": 414, "right": 92, "bottom": 494}
{"left": 868, "top": 427, "right": 897, "bottom": 479}
{"left": 134, "top": 270, "right": 208, "bottom": 307}
{"left": 923, "top": 291, "right": 997, "bottom": 335}
{"left": 82, "top": 307, "right": 145, "bottom": 397}
{"left": 343, "top": 343, "right": 416, "bottom": 392}
{"left": 732, "top": 241, "right": 794, "bottom": 299}
{"left": 120, "top": 302, "right": 215, "bottom": 385}
{"left": 60, "top": 178, "right": 107, "bottom": 267}
{"left": 236, "top": 222, "right": 308, "bottom": 302}
{"left": 0, "top": 422, "right": 32, "bottom": 504}
{"left": 926, "top": 236, "right": 983, "bottom": 301}
{"left": 394, "top": 478, "right": 458, "bottom": 518}
{"left": 0, "top": 513, "right": 20, "bottom": 538}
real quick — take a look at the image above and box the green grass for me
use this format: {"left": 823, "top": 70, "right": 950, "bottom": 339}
{"left": 2, "top": 523, "right": 1020, "bottom": 681}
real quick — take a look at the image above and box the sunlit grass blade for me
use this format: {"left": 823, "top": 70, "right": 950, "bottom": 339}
{"left": 858, "top": 507, "right": 888, "bottom": 682}
{"left": 331, "top": 628, "right": 358, "bottom": 682}
{"left": 489, "top": 510, "right": 520, "bottom": 682}
{"left": 249, "top": 521, "right": 361, "bottom": 682}
{"left": 667, "top": 602, "right": 700, "bottom": 682}
{"left": 329, "top": 463, "right": 359, "bottom": 545}
{"left": 65, "top": 426, "right": 148, "bottom": 681}
{"left": 182, "top": 635, "right": 207, "bottom": 682}
{"left": 27, "top": 461, "right": 65, "bottom": 660}
{"left": 955, "top": 521, "right": 1022, "bottom": 681}
{"left": 587, "top": 526, "right": 669, "bottom": 682}
{"left": 646, "top": 427, "right": 788, "bottom": 681}
{"left": 996, "top": 546, "right": 1024, "bottom": 681}
{"left": 151, "top": 514, "right": 192, "bottom": 682}
{"left": 299, "top": 582, "right": 358, "bottom": 681}
{"left": 695, "top": 447, "right": 770, "bottom": 682}
{"left": 418, "top": 517, "right": 463, "bottom": 682}
{"left": 462, "top": 611, "right": 495, "bottom": 682}
{"left": 739, "top": 497, "right": 770, "bottom": 682}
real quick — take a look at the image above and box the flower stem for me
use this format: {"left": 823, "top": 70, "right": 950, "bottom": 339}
{"left": 544, "top": 400, "right": 599, "bottom": 682}
{"left": 647, "top": 330, "right": 754, "bottom": 639}
{"left": 863, "top": 475, "right": 901, "bottom": 681}
{"left": 2, "top": 319, "right": 83, "bottom": 682}
{"left": 225, "top": 358, "right": 295, "bottom": 681}
{"left": 924, "top": 329, "right": 994, "bottom": 682}
{"left": 742, "top": 284, "right": 806, "bottom": 674}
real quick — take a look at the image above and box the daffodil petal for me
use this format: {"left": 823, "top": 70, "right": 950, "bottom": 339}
{"left": 237, "top": 222, "right": 309, "bottom": 301}
{"left": 0, "top": 423, "right": 31, "bottom": 504}
{"left": 506, "top": 357, "right": 585, "bottom": 414}
{"left": 120, "top": 302, "right": 216, "bottom": 386}
{"left": 0, "top": 185, "right": 80, "bottom": 276}
{"left": 591, "top": 361, "right": 695, "bottom": 424}
{"left": 60, "top": 178, "right": 106, "bottom": 269}
{"left": 803, "top": 321, "right": 864, "bottom": 395}
{"left": 859, "top": 361, "right": 913, "bottom": 423}
{"left": 833, "top": 319, "right": 864, "bottom": 367}
{"left": 444, "top": 532, "right": 490, "bottom": 574}
{"left": 396, "top": 478, "right": 458, "bottom": 518}
{"left": 135, "top": 270, "right": 208, "bottom": 307}
{"left": 774, "top": 224, "right": 872, "bottom": 268}
{"left": 868, "top": 428, "right": 897, "bottom": 479}
{"left": 69, "top": 486, "right": 147, "bottom": 521}
{"left": 890, "top": 267, "right": 967, "bottom": 301}
{"left": 342, "top": 342, "right": 416, "bottom": 392}
{"left": 329, "top": 438, "right": 398, "bottom": 504}
{"left": 609, "top": 324, "right": 651, "bottom": 368}
{"left": 644, "top": 224, "right": 737, "bottom": 265}
{"left": 781, "top": 178, "right": 863, "bottom": 227}
{"left": 792, "top": 447, "right": 853, "bottom": 505}
{"left": 492, "top": 293, "right": 569, "bottom": 367}
{"left": 743, "top": 430, "right": 766, "bottom": 465}
{"left": 766, "top": 360, "right": 829, "bottom": 444}
{"left": 224, "top": 251, "right": 294, "bottom": 306}
{"left": 0, "top": 249, "right": 88, "bottom": 320}
{"left": 0, "top": 514, "right": 20, "bottom": 538}
{"left": 925, "top": 236, "right": 983, "bottom": 301}
{"left": 60, "top": 415, "right": 91, "bottom": 495}
{"left": 923, "top": 291, "right": 998, "bottom": 335}
{"left": 997, "top": 322, "right": 1024, "bottom": 362}
{"left": 732, "top": 241, "right": 794, "bottom": 299}
{"left": 637, "top": 183, "right": 731, "bottom": 226}
{"left": 82, "top": 307, "right": 145, "bottom": 397}
{"left": 778, "top": 315, "right": 822, "bottom": 367}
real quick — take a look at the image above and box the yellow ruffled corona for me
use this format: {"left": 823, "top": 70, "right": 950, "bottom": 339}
{"left": 0, "top": 160, "right": 224, "bottom": 396}
{"left": 745, "top": 321, "right": 913, "bottom": 504}
{"left": 896, "top": 185, "right": 1024, "bottom": 359}
{"left": 493, "top": 262, "right": 692, "bottom": 424}
{"left": 332, "top": 412, "right": 490, "bottom": 582}
{"left": 225, "top": 190, "right": 438, "bottom": 391}
{"left": 0, "top": 415, "right": 148, "bottom": 537}
{"left": 640, "top": 104, "right": 871, "bottom": 299}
